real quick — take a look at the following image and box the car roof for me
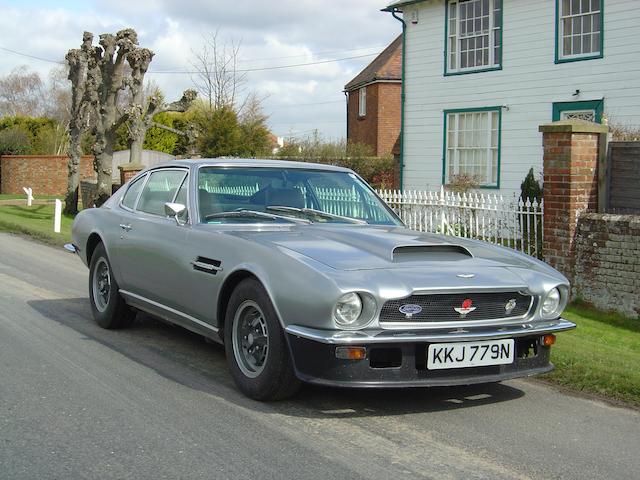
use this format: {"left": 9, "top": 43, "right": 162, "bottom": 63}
{"left": 147, "top": 158, "right": 354, "bottom": 173}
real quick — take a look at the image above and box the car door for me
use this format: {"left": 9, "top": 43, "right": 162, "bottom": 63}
{"left": 116, "top": 168, "right": 192, "bottom": 310}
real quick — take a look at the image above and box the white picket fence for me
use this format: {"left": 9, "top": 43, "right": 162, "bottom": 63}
{"left": 202, "top": 183, "right": 544, "bottom": 258}
{"left": 378, "top": 187, "right": 543, "bottom": 258}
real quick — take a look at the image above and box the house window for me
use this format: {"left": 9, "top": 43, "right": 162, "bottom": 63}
{"left": 446, "top": 0, "right": 502, "bottom": 75}
{"left": 556, "top": 0, "right": 602, "bottom": 62}
{"left": 358, "top": 87, "right": 366, "bottom": 117}
{"left": 444, "top": 107, "right": 501, "bottom": 187}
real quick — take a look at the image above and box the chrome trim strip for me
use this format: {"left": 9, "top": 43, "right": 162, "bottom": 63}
{"left": 285, "top": 318, "right": 576, "bottom": 345}
{"left": 119, "top": 289, "right": 219, "bottom": 333}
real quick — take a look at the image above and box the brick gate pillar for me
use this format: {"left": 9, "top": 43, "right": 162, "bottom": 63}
{"left": 538, "top": 120, "right": 609, "bottom": 283}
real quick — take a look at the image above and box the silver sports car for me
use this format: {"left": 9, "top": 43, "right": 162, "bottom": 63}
{"left": 69, "top": 159, "right": 576, "bottom": 400}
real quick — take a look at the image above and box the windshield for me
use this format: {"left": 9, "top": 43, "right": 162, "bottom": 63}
{"left": 197, "top": 166, "right": 402, "bottom": 225}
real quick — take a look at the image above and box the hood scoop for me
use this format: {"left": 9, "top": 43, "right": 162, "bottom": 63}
{"left": 392, "top": 244, "right": 472, "bottom": 263}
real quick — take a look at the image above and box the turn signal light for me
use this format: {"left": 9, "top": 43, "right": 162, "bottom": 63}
{"left": 335, "top": 347, "right": 367, "bottom": 360}
{"left": 542, "top": 334, "right": 556, "bottom": 346}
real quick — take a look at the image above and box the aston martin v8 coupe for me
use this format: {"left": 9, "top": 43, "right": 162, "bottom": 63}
{"left": 69, "top": 159, "right": 575, "bottom": 400}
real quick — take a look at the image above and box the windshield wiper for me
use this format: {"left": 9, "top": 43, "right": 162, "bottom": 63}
{"left": 265, "top": 205, "right": 367, "bottom": 224}
{"left": 204, "top": 209, "right": 311, "bottom": 224}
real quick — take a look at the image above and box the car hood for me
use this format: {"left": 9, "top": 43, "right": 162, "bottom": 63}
{"left": 231, "top": 224, "right": 547, "bottom": 275}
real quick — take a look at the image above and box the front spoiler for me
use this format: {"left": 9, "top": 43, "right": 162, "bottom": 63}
{"left": 285, "top": 318, "right": 576, "bottom": 345}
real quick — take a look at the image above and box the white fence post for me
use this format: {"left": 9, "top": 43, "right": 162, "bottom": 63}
{"left": 23, "top": 187, "right": 33, "bottom": 206}
{"left": 54, "top": 199, "right": 62, "bottom": 233}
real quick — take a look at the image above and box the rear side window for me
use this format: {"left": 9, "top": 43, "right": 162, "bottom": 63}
{"left": 122, "top": 175, "right": 146, "bottom": 210}
{"left": 137, "top": 169, "right": 187, "bottom": 216}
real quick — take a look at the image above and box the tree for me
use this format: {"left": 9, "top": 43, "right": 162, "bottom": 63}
{"left": 126, "top": 88, "right": 196, "bottom": 164}
{"left": 0, "top": 65, "right": 47, "bottom": 117}
{"left": 237, "top": 92, "right": 271, "bottom": 156}
{"left": 66, "top": 28, "right": 155, "bottom": 208}
{"left": 191, "top": 30, "right": 246, "bottom": 111}
{"left": 197, "top": 106, "right": 243, "bottom": 157}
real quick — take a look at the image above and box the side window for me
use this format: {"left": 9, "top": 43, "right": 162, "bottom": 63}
{"left": 173, "top": 174, "right": 189, "bottom": 222}
{"left": 122, "top": 174, "right": 146, "bottom": 210}
{"left": 137, "top": 169, "right": 187, "bottom": 216}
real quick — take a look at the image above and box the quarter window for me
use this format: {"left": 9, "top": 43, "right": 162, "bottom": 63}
{"left": 121, "top": 174, "right": 146, "bottom": 210}
{"left": 137, "top": 169, "right": 187, "bottom": 216}
{"left": 557, "top": 0, "right": 602, "bottom": 61}
{"left": 444, "top": 108, "right": 501, "bottom": 187}
{"left": 447, "top": 0, "right": 502, "bottom": 74}
{"left": 358, "top": 87, "right": 366, "bottom": 117}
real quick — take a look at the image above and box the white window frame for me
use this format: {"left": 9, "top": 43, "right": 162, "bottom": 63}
{"left": 557, "top": 0, "right": 602, "bottom": 61}
{"left": 358, "top": 87, "right": 366, "bottom": 117}
{"left": 444, "top": 108, "right": 500, "bottom": 187}
{"left": 447, "top": 0, "right": 502, "bottom": 74}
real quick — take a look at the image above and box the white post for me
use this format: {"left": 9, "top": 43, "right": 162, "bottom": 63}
{"left": 54, "top": 199, "right": 62, "bottom": 233}
{"left": 22, "top": 187, "right": 33, "bottom": 206}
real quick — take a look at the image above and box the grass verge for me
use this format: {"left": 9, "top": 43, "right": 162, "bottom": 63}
{"left": 543, "top": 301, "right": 640, "bottom": 408}
{"left": 0, "top": 204, "right": 73, "bottom": 246}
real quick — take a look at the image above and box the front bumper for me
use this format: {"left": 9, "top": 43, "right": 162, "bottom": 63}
{"left": 285, "top": 318, "right": 576, "bottom": 387}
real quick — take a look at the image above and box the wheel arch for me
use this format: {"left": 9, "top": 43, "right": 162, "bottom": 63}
{"left": 86, "top": 232, "right": 104, "bottom": 264}
{"left": 217, "top": 266, "right": 286, "bottom": 337}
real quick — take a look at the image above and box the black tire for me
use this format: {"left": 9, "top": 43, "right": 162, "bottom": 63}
{"left": 224, "top": 278, "right": 301, "bottom": 401}
{"left": 88, "top": 243, "right": 135, "bottom": 329}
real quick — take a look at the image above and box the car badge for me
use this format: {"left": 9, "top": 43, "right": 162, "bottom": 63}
{"left": 453, "top": 298, "right": 476, "bottom": 317}
{"left": 456, "top": 273, "right": 475, "bottom": 279}
{"left": 399, "top": 304, "right": 423, "bottom": 318}
{"left": 505, "top": 298, "right": 517, "bottom": 314}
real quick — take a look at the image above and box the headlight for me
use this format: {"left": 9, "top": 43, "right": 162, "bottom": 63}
{"left": 541, "top": 288, "right": 561, "bottom": 318}
{"left": 333, "top": 293, "right": 363, "bottom": 326}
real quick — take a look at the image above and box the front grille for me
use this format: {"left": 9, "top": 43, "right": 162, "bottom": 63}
{"left": 380, "top": 292, "right": 533, "bottom": 323}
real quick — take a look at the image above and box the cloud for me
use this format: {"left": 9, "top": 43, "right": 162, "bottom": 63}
{"left": 0, "top": 0, "right": 400, "bottom": 138}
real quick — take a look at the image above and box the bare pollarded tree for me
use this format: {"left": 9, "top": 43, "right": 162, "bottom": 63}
{"left": 191, "top": 30, "right": 246, "bottom": 111}
{"left": 64, "top": 31, "right": 93, "bottom": 214}
{"left": 65, "top": 28, "right": 154, "bottom": 208}
{"left": 126, "top": 87, "right": 197, "bottom": 165}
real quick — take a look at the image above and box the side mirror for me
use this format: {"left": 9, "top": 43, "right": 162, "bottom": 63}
{"left": 164, "top": 202, "right": 186, "bottom": 225}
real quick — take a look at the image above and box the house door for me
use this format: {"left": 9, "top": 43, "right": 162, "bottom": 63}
{"left": 552, "top": 100, "right": 604, "bottom": 123}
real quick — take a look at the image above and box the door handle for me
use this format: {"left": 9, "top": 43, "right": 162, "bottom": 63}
{"left": 119, "top": 223, "right": 132, "bottom": 231}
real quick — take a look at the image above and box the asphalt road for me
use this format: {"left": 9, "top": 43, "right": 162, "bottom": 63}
{"left": 0, "top": 232, "right": 638, "bottom": 480}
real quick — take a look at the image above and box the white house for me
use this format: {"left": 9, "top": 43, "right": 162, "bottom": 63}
{"left": 383, "top": 0, "right": 640, "bottom": 196}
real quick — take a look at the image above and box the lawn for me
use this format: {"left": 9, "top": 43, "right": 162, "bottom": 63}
{"left": 543, "top": 302, "right": 640, "bottom": 408}
{"left": 0, "top": 204, "right": 74, "bottom": 246}
{"left": 0, "top": 194, "right": 59, "bottom": 201}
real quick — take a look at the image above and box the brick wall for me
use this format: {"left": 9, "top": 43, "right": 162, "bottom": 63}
{"left": 376, "top": 83, "right": 401, "bottom": 157}
{"left": 347, "top": 83, "right": 379, "bottom": 154}
{"left": 0, "top": 155, "right": 95, "bottom": 195}
{"left": 574, "top": 213, "right": 640, "bottom": 318}
{"left": 346, "top": 82, "right": 401, "bottom": 157}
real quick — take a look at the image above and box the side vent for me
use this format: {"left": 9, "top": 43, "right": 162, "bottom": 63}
{"left": 192, "top": 256, "right": 223, "bottom": 274}
{"left": 392, "top": 245, "right": 472, "bottom": 262}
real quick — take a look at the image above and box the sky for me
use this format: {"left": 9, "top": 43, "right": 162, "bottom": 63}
{"left": 0, "top": 0, "right": 400, "bottom": 140}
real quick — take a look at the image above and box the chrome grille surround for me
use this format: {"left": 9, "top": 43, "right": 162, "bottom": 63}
{"left": 380, "top": 291, "right": 534, "bottom": 326}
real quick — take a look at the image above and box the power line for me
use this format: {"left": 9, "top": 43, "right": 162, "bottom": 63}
{"left": 148, "top": 53, "right": 378, "bottom": 74}
{"left": 0, "top": 45, "right": 63, "bottom": 64}
{"left": 267, "top": 100, "right": 344, "bottom": 109}
{"left": 0, "top": 44, "right": 380, "bottom": 74}
{"left": 156, "top": 45, "right": 387, "bottom": 71}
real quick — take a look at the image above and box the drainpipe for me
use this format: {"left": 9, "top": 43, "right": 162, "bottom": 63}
{"left": 390, "top": 8, "right": 406, "bottom": 190}
{"left": 344, "top": 90, "right": 349, "bottom": 145}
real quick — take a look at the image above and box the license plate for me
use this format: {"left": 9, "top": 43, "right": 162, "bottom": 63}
{"left": 427, "top": 339, "right": 514, "bottom": 370}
